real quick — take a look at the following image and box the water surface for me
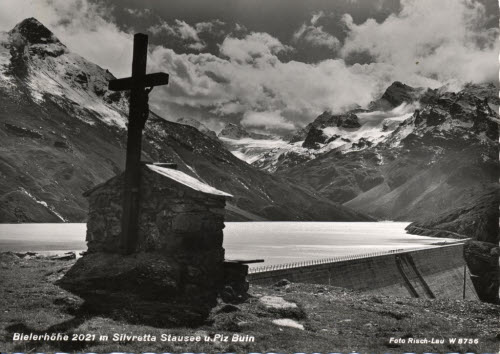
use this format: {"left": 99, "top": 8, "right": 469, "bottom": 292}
{"left": 0, "top": 222, "right": 457, "bottom": 266}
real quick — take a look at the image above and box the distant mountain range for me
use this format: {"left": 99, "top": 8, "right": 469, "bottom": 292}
{"left": 0, "top": 18, "right": 370, "bottom": 223}
{"left": 215, "top": 80, "right": 499, "bottom": 245}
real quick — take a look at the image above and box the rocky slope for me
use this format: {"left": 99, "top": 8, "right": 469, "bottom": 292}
{"left": 175, "top": 117, "right": 217, "bottom": 139}
{"left": 405, "top": 187, "right": 498, "bottom": 243}
{"left": 0, "top": 18, "right": 370, "bottom": 223}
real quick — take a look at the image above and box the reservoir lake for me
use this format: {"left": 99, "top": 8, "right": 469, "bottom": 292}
{"left": 0, "top": 222, "right": 457, "bottom": 267}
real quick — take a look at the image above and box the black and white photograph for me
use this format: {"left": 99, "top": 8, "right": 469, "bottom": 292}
{"left": 0, "top": 0, "right": 498, "bottom": 353}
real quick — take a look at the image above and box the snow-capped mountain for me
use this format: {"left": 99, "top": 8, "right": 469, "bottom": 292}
{"left": 251, "top": 102, "right": 419, "bottom": 172}
{"left": 0, "top": 18, "right": 370, "bottom": 223}
{"left": 218, "top": 82, "right": 437, "bottom": 172}
{"left": 2, "top": 18, "right": 129, "bottom": 127}
{"left": 281, "top": 82, "right": 498, "bottom": 225}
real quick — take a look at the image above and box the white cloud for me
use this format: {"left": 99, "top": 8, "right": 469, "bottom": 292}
{"left": 341, "top": 0, "right": 499, "bottom": 85}
{"left": 148, "top": 21, "right": 176, "bottom": 36}
{"left": 195, "top": 19, "right": 225, "bottom": 33}
{"left": 242, "top": 110, "right": 295, "bottom": 131}
{"left": 149, "top": 19, "right": 206, "bottom": 51}
{"left": 219, "top": 32, "right": 292, "bottom": 63}
{"left": 148, "top": 40, "right": 385, "bottom": 129}
{"left": 125, "top": 8, "right": 151, "bottom": 17}
{"left": 293, "top": 24, "right": 340, "bottom": 50}
{"left": 234, "top": 23, "right": 247, "bottom": 33}
{"left": 311, "top": 11, "right": 325, "bottom": 25}
{"left": 174, "top": 20, "right": 201, "bottom": 42}
{"left": 188, "top": 41, "right": 207, "bottom": 51}
{"left": 293, "top": 12, "right": 340, "bottom": 50}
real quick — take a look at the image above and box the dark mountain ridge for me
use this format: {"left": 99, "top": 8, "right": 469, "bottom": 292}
{"left": 368, "top": 81, "right": 431, "bottom": 111}
{"left": 176, "top": 117, "right": 218, "bottom": 139}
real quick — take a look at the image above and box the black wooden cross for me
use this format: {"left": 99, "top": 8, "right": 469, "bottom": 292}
{"left": 108, "top": 33, "right": 169, "bottom": 254}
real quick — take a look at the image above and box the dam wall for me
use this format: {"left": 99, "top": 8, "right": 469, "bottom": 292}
{"left": 248, "top": 243, "right": 478, "bottom": 299}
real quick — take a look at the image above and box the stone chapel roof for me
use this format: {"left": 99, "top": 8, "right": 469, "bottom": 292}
{"left": 83, "top": 163, "right": 233, "bottom": 198}
{"left": 146, "top": 164, "right": 233, "bottom": 198}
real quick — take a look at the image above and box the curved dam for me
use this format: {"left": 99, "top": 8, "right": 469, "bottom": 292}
{"left": 248, "top": 243, "right": 478, "bottom": 300}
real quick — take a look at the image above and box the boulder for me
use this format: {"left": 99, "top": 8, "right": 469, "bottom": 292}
{"left": 57, "top": 252, "right": 220, "bottom": 326}
{"left": 259, "top": 296, "right": 306, "bottom": 319}
{"left": 272, "top": 318, "right": 304, "bottom": 330}
{"left": 259, "top": 296, "right": 298, "bottom": 310}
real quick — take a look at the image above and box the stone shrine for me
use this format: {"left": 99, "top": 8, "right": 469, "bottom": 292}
{"left": 58, "top": 163, "right": 235, "bottom": 325}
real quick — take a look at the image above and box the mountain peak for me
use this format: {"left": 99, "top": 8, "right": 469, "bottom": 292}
{"left": 367, "top": 81, "right": 426, "bottom": 111}
{"left": 380, "top": 81, "right": 420, "bottom": 105}
{"left": 386, "top": 81, "right": 407, "bottom": 88}
{"left": 10, "top": 17, "right": 61, "bottom": 45}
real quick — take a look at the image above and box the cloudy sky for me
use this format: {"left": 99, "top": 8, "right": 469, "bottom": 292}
{"left": 0, "top": 0, "right": 498, "bottom": 133}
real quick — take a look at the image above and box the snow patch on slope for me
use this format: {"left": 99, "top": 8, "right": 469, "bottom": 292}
{"left": 19, "top": 187, "right": 67, "bottom": 221}
{"left": 336, "top": 103, "right": 416, "bottom": 148}
{"left": 0, "top": 32, "right": 14, "bottom": 88}
{"left": 220, "top": 137, "right": 292, "bottom": 164}
{"left": 25, "top": 50, "right": 128, "bottom": 128}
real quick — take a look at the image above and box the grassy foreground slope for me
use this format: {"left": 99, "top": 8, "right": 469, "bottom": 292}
{"left": 0, "top": 254, "right": 498, "bottom": 353}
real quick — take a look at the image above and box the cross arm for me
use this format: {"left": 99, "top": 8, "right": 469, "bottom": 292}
{"left": 109, "top": 72, "right": 169, "bottom": 91}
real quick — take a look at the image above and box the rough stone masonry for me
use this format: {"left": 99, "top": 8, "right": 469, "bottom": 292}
{"left": 58, "top": 163, "right": 233, "bottom": 326}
